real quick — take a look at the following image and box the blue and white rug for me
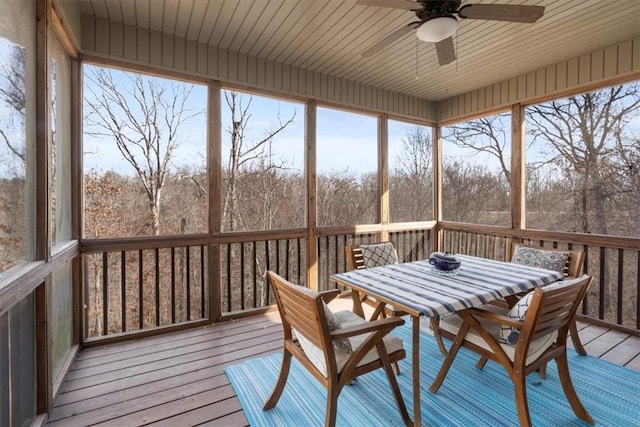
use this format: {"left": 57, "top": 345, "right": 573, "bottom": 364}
{"left": 225, "top": 322, "right": 640, "bottom": 426}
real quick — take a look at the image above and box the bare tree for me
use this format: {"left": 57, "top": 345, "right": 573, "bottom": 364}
{"left": 0, "top": 43, "right": 26, "bottom": 163}
{"left": 527, "top": 84, "right": 640, "bottom": 235}
{"left": 84, "top": 67, "right": 202, "bottom": 235}
{"left": 442, "top": 113, "right": 511, "bottom": 184}
{"left": 391, "top": 127, "right": 433, "bottom": 221}
{"left": 221, "top": 91, "right": 296, "bottom": 232}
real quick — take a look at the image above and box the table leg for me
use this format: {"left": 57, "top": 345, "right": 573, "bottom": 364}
{"left": 351, "top": 290, "right": 365, "bottom": 318}
{"left": 412, "top": 315, "right": 421, "bottom": 426}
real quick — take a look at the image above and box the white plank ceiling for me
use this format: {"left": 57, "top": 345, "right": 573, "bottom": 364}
{"left": 74, "top": 0, "right": 640, "bottom": 101}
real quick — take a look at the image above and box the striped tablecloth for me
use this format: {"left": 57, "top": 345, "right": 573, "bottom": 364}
{"left": 330, "top": 254, "right": 564, "bottom": 318}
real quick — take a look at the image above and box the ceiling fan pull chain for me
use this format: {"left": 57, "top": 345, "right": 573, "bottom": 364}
{"left": 415, "top": 38, "right": 419, "bottom": 79}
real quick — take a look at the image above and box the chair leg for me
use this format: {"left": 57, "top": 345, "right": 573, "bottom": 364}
{"left": 325, "top": 383, "right": 340, "bottom": 427}
{"left": 556, "top": 354, "right": 595, "bottom": 425}
{"left": 378, "top": 344, "right": 412, "bottom": 426}
{"left": 263, "top": 350, "right": 292, "bottom": 410}
{"left": 475, "top": 356, "right": 488, "bottom": 370}
{"left": 538, "top": 362, "right": 547, "bottom": 379}
{"left": 429, "top": 323, "right": 469, "bottom": 393}
{"left": 513, "top": 371, "right": 532, "bottom": 427}
{"left": 570, "top": 320, "right": 587, "bottom": 355}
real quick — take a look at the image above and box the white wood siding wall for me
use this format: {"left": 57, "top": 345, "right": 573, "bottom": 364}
{"left": 81, "top": 16, "right": 435, "bottom": 121}
{"left": 437, "top": 37, "right": 640, "bottom": 123}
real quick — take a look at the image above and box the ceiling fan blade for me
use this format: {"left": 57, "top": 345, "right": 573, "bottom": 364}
{"left": 362, "top": 23, "right": 418, "bottom": 58}
{"left": 356, "top": 0, "right": 420, "bottom": 10}
{"left": 435, "top": 37, "right": 456, "bottom": 66}
{"left": 458, "top": 4, "right": 544, "bottom": 23}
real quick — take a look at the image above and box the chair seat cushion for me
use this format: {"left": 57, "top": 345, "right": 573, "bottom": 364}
{"left": 297, "top": 310, "right": 403, "bottom": 378}
{"left": 439, "top": 306, "right": 557, "bottom": 366}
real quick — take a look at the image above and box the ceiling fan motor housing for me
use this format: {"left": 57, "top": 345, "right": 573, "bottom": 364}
{"left": 415, "top": 0, "right": 462, "bottom": 21}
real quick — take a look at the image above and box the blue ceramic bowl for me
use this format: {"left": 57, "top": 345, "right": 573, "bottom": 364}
{"left": 428, "top": 252, "right": 461, "bottom": 271}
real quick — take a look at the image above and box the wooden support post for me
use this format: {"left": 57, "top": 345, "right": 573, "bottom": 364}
{"left": 379, "top": 114, "right": 389, "bottom": 242}
{"left": 209, "top": 81, "right": 222, "bottom": 322}
{"left": 306, "top": 101, "right": 318, "bottom": 290}
{"left": 433, "top": 125, "right": 443, "bottom": 253}
{"left": 510, "top": 103, "right": 525, "bottom": 257}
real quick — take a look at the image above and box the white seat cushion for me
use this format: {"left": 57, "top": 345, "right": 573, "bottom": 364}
{"left": 297, "top": 310, "right": 403, "bottom": 378}
{"left": 440, "top": 307, "right": 557, "bottom": 366}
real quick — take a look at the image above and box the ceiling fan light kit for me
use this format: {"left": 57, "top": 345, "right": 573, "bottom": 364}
{"left": 416, "top": 16, "right": 458, "bottom": 43}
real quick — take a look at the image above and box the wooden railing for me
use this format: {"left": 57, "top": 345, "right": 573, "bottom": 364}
{"left": 219, "top": 235, "right": 307, "bottom": 313}
{"left": 81, "top": 222, "right": 638, "bottom": 340}
{"left": 81, "top": 225, "right": 435, "bottom": 339}
{"left": 82, "top": 242, "right": 209, "bottom": 339}
{"left": 439, "top": 222, "right": 640, "bottom": 333}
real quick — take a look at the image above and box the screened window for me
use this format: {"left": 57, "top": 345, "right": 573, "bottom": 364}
{"left": 441, "top": 112, "right": 511, "bottom": 226}
{"left": 83, "top": 65, "right": 207, "bottom": 237}
{"left": 317, "top": 107, "right": 377, "bottom": 226}
{"left": 220, "top": 89, "right": 304, "bottom": 232}
{"left": 50, "top": 31, "right": 72, "bottom": 245}
{"left": 388, "top": 120, "right": 433, "bottom": 223}
{"left": 0, "top": 0, "right": 35, "bottom": 274}
{"left": 525, "top": 82, "right": 640, "bottom": 237}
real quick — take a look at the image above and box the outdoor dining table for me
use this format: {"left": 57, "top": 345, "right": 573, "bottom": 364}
{"left": 330, "top": 254, "right": 564, "bottom": 427}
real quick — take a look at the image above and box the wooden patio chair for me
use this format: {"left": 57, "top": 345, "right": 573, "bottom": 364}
{"left": 430, "top": 275, "right": 594, "bottom": 427}
{"left": 505, "top": 244, "right": 587, "bottom": 355}
{"left": 344, "top": 243, "right": 406, "bottom": 320}
{"left": 264, "top": 271, "right": 412, "bottom": 427}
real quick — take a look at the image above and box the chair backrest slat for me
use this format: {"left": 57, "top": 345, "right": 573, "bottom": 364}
{"left": 345, "top": 245, "right": 366, "bottom": 271}
{"left": 268, "top": 271, "right": 326, "bottom": 349}
{"left": 523, "top": 276, "right": 591, "bottom": 342}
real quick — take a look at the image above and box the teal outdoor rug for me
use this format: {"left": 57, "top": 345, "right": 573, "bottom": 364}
{"left": 225, "top": 322, "right": 640, "bottom": 426}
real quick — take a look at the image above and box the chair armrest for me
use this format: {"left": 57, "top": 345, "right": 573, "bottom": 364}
{"left": 465, "top": 307, "right": 523, "bottom": 329}
{"left": 318, "top": 289, "right": 342, "bottom": 303}
{"left": 331, "top": 316, "right": 405, "bottom": 340}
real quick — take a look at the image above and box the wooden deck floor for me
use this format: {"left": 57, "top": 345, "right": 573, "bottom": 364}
{"left": 48, "top": 298, "right": 640, "bottom": 426}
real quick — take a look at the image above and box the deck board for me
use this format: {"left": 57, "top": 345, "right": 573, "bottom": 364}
{"left": 48, "top": 308, "right": 640, "bottom": 426}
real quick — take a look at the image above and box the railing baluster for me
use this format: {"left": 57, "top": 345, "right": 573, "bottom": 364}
{"left": 252, "top": 242, "right": 257, "bottom": 308}
{"left": 171, "top": 247, "right": 176, "bottom": 324}
{"left": 186, "top": 246, "right": 191, "bottom": 320}
{"left": 297, "top": 238, "right": 301, "bottom": 285}
{"left": 617, "top": 249, "right": 624, "bottom": 325}
{"left": 285, "top": 239, "right": 291, "bottom": 280}
{"left": 240, "top": 242, "right": 245, "bottom": 311}
{"left": 276, "top": 239, "right": 281, "bottom": 276}
{"left": 155, "top": 248, "right": 160, "bottom": 327}
{"left": 121, "top": 251, "right": 126, "bottom": 333}
{"left": 102, "top": 252, "right": 108, "bottom": 336}
{"left": 226, "top": 243, "right": 231, "bottom": 313}
{"left": 200, "top": 245, "right": 205, "bottom": 318}
{"left": 138, "top": 249, "right": 143, "bottom": 330}
{"left": 599, "top": 247, "right": 605, "bottom": 320}
{"left": 265, "top": 240, "right": 271, "bottom": 303}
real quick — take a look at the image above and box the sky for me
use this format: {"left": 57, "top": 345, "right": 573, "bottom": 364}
{"left": 82, "top": 65, "right": 437, "bottom": 177}
{"left": 80, "top": 65, "right": 579, "bottom": 179}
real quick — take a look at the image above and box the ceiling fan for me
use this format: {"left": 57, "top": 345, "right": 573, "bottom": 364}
{"left": 358, "top": 0, "right": 545, "bottom": 65}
